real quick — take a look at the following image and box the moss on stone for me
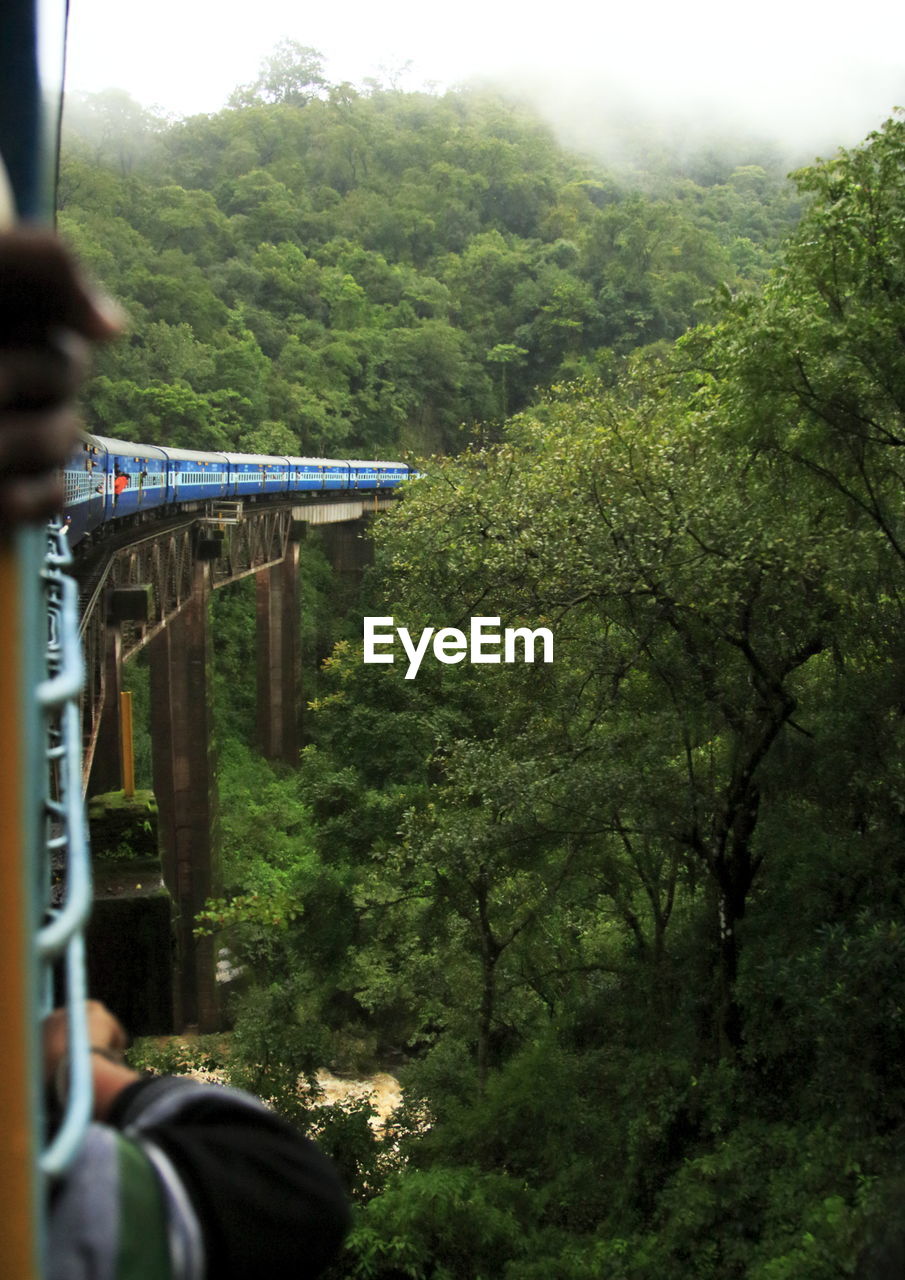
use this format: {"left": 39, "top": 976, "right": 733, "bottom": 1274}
{"left": 88, "top": 789, "right": 158, "bottom": 861}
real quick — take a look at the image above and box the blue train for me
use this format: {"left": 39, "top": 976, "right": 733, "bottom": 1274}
{"left": 62, "top": 431, "right": 414, "bottom": 544}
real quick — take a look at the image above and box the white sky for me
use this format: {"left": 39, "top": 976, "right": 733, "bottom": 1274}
{"left": 62, "top": 0, "right": 905, "bottom": 153}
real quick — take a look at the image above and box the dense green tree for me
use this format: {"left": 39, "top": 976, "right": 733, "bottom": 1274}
{"left": 711, "top": 113, "right": 905, "bottom": 576}
{"left": 228, "top": 40, "right": 327, "bottom": 109}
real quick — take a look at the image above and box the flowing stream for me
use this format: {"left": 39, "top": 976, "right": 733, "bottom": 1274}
{"left": 312, "top": 1070, "right": 403, "bottom": 1136}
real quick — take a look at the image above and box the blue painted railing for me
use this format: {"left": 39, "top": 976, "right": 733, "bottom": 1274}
{"left": 37, "top": 525, "right": 94, "bottom": 1177}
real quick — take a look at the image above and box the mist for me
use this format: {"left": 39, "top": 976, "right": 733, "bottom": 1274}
{"left": 65, "top": 0, "right": 905, "bottom": 171}
{"left": 472, "top": 56, "right": 904, "bottom": 180}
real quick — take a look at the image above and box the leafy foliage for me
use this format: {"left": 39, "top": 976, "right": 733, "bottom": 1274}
{"left": 61, "top": 67, "right": 798, "bottom": 458}
{"left": 89, "top": 59, "right": 905, "bottom": 1277}
{"left": 305, "top": 113, "right": 905, "bottom": 1277}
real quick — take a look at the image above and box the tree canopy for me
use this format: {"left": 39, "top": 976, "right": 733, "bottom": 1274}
{"left": 90, "top": 59, "right": 905, "bottom": 1278}
{"left": 200, "top": 112, "right": 905, "bottom": 1278}
{"left": 61, "top": 66, "right": 800, "bottom": 458}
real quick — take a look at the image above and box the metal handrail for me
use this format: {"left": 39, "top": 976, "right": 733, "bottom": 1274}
{"left": 37, "top": 525, "right": 93, "bottom": 1177}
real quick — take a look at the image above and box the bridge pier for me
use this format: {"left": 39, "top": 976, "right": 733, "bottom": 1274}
{"left": 85, "top": 789, "right": 173, "bottom": 1036}
{"left": 149, "top": 559, "right": 221, "bottom": 1032}
{"left": 90, "top": 619, "right": 124, "bottom": 796}
{"left": 319, "top": 518, "right": 373, "bottom": 578}
{"left": 255, "top": 539, "right": 301, "bottom": 765}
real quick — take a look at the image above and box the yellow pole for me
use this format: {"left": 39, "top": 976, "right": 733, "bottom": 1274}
{"left": 0, "top": 539, "right": 40, "bottom": 1277}
{"left": 120, "top": 690, "right": 135, "bottom": 798}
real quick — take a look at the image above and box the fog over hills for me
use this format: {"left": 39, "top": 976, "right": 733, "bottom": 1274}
{"left": 65, "top": 0, "right": 905, "bottom": 164}
{"left": 509, "top": 63, "right": 905, "bottom": 170}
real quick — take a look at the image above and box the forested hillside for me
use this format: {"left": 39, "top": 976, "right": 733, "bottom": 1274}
{"left": 61, "top": 44, "right": 800, "bottom": 459}
{"left": 83, "top": 50, "right": 905, "bottom": 1280}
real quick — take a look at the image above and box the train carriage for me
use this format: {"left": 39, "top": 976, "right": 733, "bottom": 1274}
{"left": 92, "top": 434, "right": 169, "bottom": 523}
{"left": 223, "top": 452, "right": 290, "bottom": 497}
{"left": 346, "top": 459, "right": 380, "bottom": 489}
{"left": 159, "top": 446, "right": 230, "bottom": 503}
{"left": 371, "top": 460, "right": 413, "bottom": 488}
{"left": 63, "top": 433, "right": 108, "bottom": 542}
{"left": 263, "top": 457, "right": 292, "bottom": 494}
{"left": 287, "top": 457, "right": 339, "bottom": 492}
{"left": 317, "top": 458, "right": 353, "bottom": 489}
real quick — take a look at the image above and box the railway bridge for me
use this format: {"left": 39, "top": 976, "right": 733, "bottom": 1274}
{"left": 73, "top": 492, "right": 392, "bottom": 1033}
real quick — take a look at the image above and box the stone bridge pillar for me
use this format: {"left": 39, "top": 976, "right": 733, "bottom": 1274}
{"left": 149, "top": 558, "right": 221, "bottom": 1032}
{"left": 90, "top": 620, "right": 123, "bottom": 796}
{"left": 255, "top": 537, "right": 302, "bottom": 764}
{"left": 319, "top": 518, "right": 373, "bottom": 578}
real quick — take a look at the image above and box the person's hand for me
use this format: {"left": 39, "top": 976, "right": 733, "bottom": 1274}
{"left": 43, "top": 999, "right": 139, "bottom": 1120}
{"left": 0, "top": 229, "right": 121, "bottom": 527}
{"left": 42, "top": 998, "right": 129, "bottom": 1084}
{"left": 43, "top": 998, "right": 129, "bottom": 1080}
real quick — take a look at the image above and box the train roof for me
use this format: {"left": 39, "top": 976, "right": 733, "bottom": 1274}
{"left": 344, "top": 459, "right": 410, "bottom": 469}
{"left": 158, "top": 446, "right": 230, "bottom": 464}
{"left": 89, "top": 434, "right": 168, "bottom": 460}
{"left": 221, "top": 454, "right": 373, "bottom": 468}
{"left": 221, "top": 453, "right": 291, "bottom": 466}
{"left": 284, "top": 457, "right": 351, "bottom": 468}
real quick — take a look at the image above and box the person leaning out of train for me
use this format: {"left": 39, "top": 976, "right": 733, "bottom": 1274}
{"left": 113, "top": 462, "right": 129, "bottom": 503}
